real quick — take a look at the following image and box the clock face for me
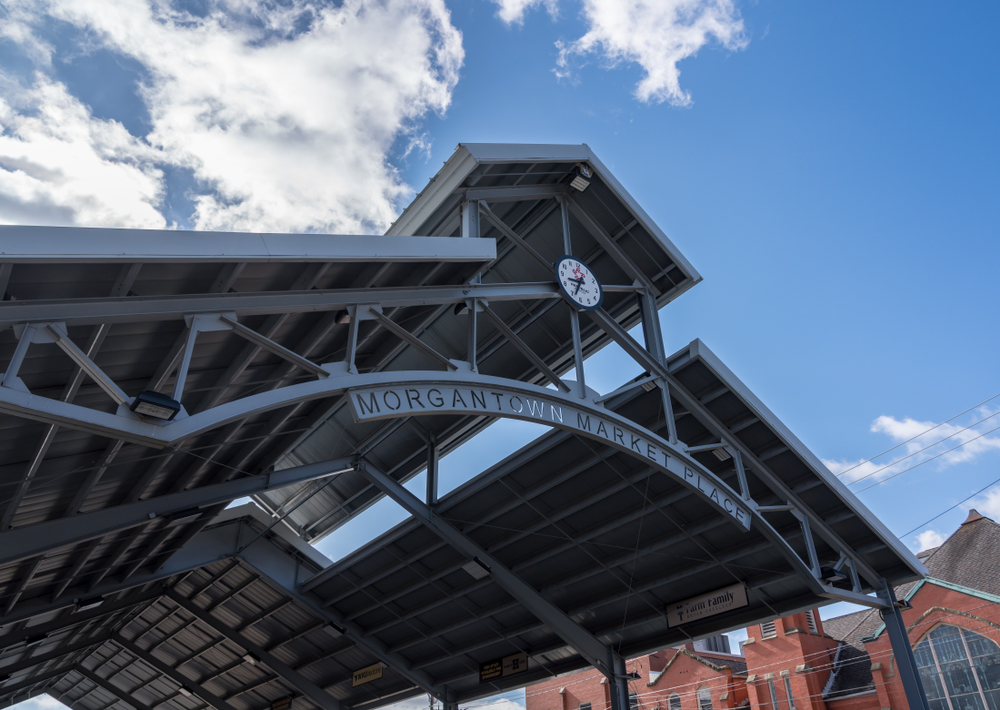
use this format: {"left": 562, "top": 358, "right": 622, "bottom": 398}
{"left": 555, "top": 256, "right": 604, "bottom": 311}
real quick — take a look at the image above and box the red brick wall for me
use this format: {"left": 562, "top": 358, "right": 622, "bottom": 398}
{"left": 865, "top": 582, "right": 1000, "bottom": 710}
{"left": 526, "top": 587, "right": 1000, "bottom": 710}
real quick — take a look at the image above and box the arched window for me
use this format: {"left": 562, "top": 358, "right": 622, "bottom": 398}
{"left": 697, "top": 687, "right": 712, "bottom": 710}
{"left": 914, "top": 624, "right": 1000, "bottom": 710}
{"left": 669, "top": 694, "right": 681, "bottom": 710}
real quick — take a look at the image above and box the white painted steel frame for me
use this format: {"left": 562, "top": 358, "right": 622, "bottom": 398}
{"left": 0, "top": 229, "right": 497, "bottom": 263}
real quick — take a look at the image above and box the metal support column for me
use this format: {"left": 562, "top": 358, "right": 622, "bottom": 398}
{"left": 426, "top": 435, "right": 439, "bottom": 507}
{"left": 559, "top": 197, "right": 586, "bottom": 399}
{"left": 609, "top": 655, "right": 630, "bottom": 710}
{"left": 879, "top": 582, "right": 931, "bottom": 710}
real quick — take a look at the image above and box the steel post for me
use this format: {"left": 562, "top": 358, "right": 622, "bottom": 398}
{"left": 879, "top": 582, "right": 931, "bottom": 710}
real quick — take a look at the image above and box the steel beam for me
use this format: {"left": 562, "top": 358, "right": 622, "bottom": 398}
{"left": 0, "top": 281, "right": 560, "bottom": 328}
{"left": 880, "top": 583, "right": 931, "bottom": 710}
{"left": 481, "top": 305, "right": 570, "bottom": 392}
{"left": 165, "top": 592, "right": 340, "bottom": 710}
{"left": 0, "top": 457, "right": 355, "bottom": 569}
{"left": 356, "top": 461, "right": 621, "bottom": 678}
{"left": 563, "top": 195, "right": 659, "bottom": 296}
{"left": 478, "top": 203, "right": 551, "bottom": 271}
{"left": 112, "top": 634, "right": 238, "bottom": 710}
{"left": 0, "top": 590, "right": 161, "bottom": 651}
{"left": 233, "top": 518, "right": 452, "bottom": 702}
{"left": 76, "top": 668, "right": 155, "bottom": 710}
{"left": 458, "top": 184, "right": 567, "bottom": 202}
{"left": 367, "top": 309, "right": 458, "bottom": 371}
{"left": 0, "top": 229, "right": 497, "bottom": 264}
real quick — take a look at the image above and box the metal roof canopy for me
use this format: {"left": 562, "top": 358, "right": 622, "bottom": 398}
{"left": 0, "top": 144, "right": 928, "bottom": 710}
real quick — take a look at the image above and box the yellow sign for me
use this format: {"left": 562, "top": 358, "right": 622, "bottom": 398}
{"left": 352, "top": 663, "right": 383, "bottom": 687}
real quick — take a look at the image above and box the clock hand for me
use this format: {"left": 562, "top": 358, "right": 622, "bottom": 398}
{"left": 570, "top": 276, "right": 585, "bottom": 295}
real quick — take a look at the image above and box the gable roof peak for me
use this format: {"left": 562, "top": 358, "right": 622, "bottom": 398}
{"left": 963, "top": 509, "right": 989, "bottom": 525}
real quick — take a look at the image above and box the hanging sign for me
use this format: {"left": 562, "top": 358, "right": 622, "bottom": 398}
{"left": 347, "top": 381, "right": 751, "bottom": 530}
{"left": 352, "top": 662, "right": 384, "bottom": 687}
{"left": 667, "top": 582, "right": 749, "bottom": 627}
{"left": 479, "top": 651, "right": 528, "bottom": 684}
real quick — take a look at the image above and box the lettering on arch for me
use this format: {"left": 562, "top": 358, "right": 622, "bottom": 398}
{"left": 348, "top": 382, "right": 751, "bottom": 530}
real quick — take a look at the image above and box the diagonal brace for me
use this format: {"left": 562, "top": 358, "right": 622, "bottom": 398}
{"left": 478, "top": 203, "right": 551, "bottom": 271}
{"left": 481, "top": 306, "right": 570, "bottom": 393}
{"left": 219, "top": 314, "right": 328, "bottom": 379}
{"left": 366, "top": 308, "right": 458, "bottom": 371}
{"left": 166, "top": 592, "right": 339, "bottom": 710}
{"left": 356, "top": 460, "right": 620, "bottom": 678}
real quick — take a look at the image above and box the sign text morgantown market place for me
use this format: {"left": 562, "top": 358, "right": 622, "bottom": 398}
{"left": 348, "top": 382, "right": 752, "bottom": 529}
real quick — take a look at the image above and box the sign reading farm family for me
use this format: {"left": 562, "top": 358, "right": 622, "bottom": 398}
{"left": 666, "top": 582, "right": 749, "bottom": 627}
{"left": 347, "top": 381, "right": 751, "bottom": 530}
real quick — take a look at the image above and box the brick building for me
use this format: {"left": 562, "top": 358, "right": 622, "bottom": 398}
{"left": 525, "top": 510, "right": 1000, "bottom": 710}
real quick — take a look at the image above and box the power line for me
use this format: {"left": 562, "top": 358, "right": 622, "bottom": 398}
{"left": 835, "top": 391, "right": 1000, "bottom": 478}
{"left": 857, "top": 421, "right": 1000, "bottom": 493}
{"left": 847, "top": 408, "right": 1000, "bottom": 487}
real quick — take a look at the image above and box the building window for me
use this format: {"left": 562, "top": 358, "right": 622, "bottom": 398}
{"left": 579, "top": 704, "right": 591, "bottom": 710}
{"left": 784, "top": 678, "right": 796, "bottom": 710}
{"left": 768, "top": 680, "right": 779, "bottom": 710}
{"left": 761, "top": 620, "right": 777, "bottom": 638}
{"left": 629, "top": 693, "right": 639, "bottom": 710}
{"left": 669, "top": 694, "right": 681, "bottom": 710}
{"left": 697, "top": 687, "right": 712, "bottom": 710}
{"left": 805, "top": 610, "right": 818, "bottom": 635}
{"left": 914, "top": 624, "right": 1000, "bottom": 710}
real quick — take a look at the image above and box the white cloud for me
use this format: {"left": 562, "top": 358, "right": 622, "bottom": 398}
{"left": 492, "top": 0, "right": 559, "bottom": 25}
{"left": 554, "top": 0, "right": 747, "bottom": 105}
{"left": 909, "top": 529, "right": 945, "bottom": 553}
{"left": 823, "top": 405, "right": 1000, "bottom": 488}
{"left": 0, "top": 73, "right": 165, "bottom": 228}
{"left": 10, "top": 695, "right": 67, "bottom": 710}
{"left": 1, "top": 0, "right": 463, "bottom": 232}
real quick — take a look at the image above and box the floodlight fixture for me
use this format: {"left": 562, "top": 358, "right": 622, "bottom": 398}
{"left": 243, "top": 653, "right": 259, "bottom": 665}
{"left": 130, "top": 390, "right": 181, "bottom": 421}
{"left": 571, "top": 163, "right": 593, "bottom": 191}
{"left": 640, "top": 380, "right": 658, "bottom": 393}
{"left": 24, "top": 634, "right": 47, "bottom": 648}
{"left": 461, "top": 557, "right": 491, "bottom": 580}
{"left": 178, "top": 687, "right": 193, "bottom": 697}
{"left": 325, "top": 622, "right": 346, "bottom": 638}
{"left": 74, "top": 596, "right": 104, "bottom": 612}
{"left": 712, "top": 448, "right": 732, "bottom": 462}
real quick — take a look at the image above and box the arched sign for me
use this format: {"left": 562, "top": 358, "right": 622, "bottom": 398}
{"left": 347, "top": 379, "right": 752, "bottom": 530}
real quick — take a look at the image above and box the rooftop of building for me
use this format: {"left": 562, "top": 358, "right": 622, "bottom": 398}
{"left": 819, "top": 510, "right": 1000, "bottom": 700}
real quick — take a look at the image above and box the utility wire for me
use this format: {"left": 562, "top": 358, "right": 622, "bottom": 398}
{"left": 835, "top": 391, "right": 1000, "bottom": 478}
{"left": 848, "top": 408, "right": 1000, "bottom": 487}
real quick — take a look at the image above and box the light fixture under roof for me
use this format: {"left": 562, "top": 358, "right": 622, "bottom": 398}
{"left": 712, "top": 448, "right": 732, "bottom": 462}
{"left": 243, "top": 653, "right": 259, "bottom": 665}
{"left": 461, "top": 557, "right": 491, "bottom": 580}
{"left": 74, "top": 596, "right": 104, "bottom": 612}
{"left": 130, "top": 390, "right": 181, "bottom": 421}
{"left": 178, "top": 687, "right": 193, "bottom": 697}
{"left": 640, "top": 380, "right": 657, "bottom": 393}
{"left": 570, "top": 163, "right": 593, "bottom": 191}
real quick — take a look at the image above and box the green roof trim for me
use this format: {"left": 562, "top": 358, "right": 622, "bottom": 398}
{"left": 865, "top": 578, "right": 1000, "bottom": 641}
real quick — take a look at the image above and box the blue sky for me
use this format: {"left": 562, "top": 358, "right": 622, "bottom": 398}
{"left": 1, "top": 1, "right": 998, "bottom": 709}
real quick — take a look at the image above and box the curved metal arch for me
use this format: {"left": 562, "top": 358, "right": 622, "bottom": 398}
{"left": 0, "top": 365, "right": 752, "bottom": 530}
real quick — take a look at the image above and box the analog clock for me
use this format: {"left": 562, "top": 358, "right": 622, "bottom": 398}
{"left": 555, "top": 255, "right": 604, "bottom": 311}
